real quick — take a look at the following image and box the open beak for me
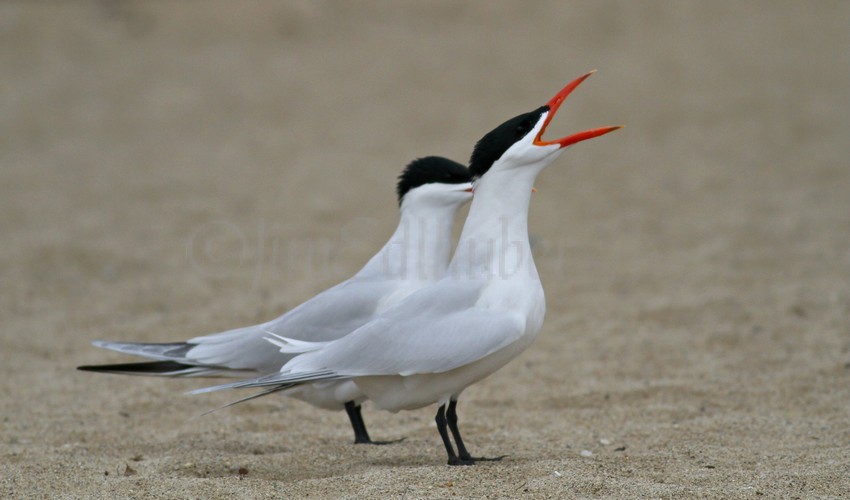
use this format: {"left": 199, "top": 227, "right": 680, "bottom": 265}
{"left": 533, "top": 70, "right": 623, "bottom": 149}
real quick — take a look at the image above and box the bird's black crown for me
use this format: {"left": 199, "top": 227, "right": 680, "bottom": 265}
{"left": 396, "top": 156, "right": 471, "bottom": 205}
{"left": 469, "top": 105, "right": 549, "bottom": 179}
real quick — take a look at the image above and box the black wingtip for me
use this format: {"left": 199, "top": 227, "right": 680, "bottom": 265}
{"left": 77, "top": 360, "right": 196, "bottom": 374}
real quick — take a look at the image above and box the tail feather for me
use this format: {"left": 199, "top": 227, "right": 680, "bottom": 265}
{"left": 264, "top": 331, "right": 330, "bottom": 354}
{"left": 189, "top": 369, "right": 341, "bottom": 395}
{"left": 198, "top": 385, "right": 297, "bottom": 416}
{"left": 91, "top": 340, "right": 195, "bottom": 362}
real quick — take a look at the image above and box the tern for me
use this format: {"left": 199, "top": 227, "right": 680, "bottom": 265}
{"left": 78, "top": 156, "right": 473, "bottom": 445}
{"left": 194, "top": 71, "right": 621, "bottom": 465}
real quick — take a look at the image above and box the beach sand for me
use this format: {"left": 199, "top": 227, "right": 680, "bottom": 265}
{"left": 2, "top": 1, "right": 849, "bottom": 497}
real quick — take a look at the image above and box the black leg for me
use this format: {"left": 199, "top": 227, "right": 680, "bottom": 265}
{"left": 345, "top": 401, "right": 372, "bottom": 444}
{"left": 445, "top": 399, "right": 471, "bottom": 460}
{"left": 436, "top": 404, "right": 471, "bottom": 465}
{"left": 446, "top": 399, "right": 507, "bottom": 463}
{"left": 344, "top": 401, "right": 405, "bottom": 445}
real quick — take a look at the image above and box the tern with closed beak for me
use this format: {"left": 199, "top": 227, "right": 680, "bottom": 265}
{"left": 79, "top": 156, "right": 473, "bottom": 445}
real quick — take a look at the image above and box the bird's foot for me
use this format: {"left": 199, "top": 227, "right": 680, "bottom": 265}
{"left": 459, "top": 454, "right": 509, "bottom": 463}
{"left": 447, "top": 454, "right": 508, "bottom": 465}
{"left": 354, "top": 437, "right": 407, "bottom": 446}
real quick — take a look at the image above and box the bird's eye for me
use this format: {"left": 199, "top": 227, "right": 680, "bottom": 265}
{"left": 515, "top": 120, "right": 532, "bottom": 138}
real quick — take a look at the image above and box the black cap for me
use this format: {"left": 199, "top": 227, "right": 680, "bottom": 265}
{"left": 396, "top": 156, "right": 471, "bottom": 205}
{"left": 469, "top": 106, "right": 549, "bottom": 179}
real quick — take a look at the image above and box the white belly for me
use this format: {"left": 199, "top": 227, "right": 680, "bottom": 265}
{"left": 354, "top": 327, "right": 539, "bottom": 412}
{"left": 286, "top": 380, "right": 364, "bottom": 411}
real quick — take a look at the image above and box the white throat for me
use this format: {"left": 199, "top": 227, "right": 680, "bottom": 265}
{"left": 448, "top": 163, "right": 546, "bottom": 281}
{"left": 356, "top": 201, "right": 460, "bottom": 282}
{"left": 446, "top": 109, "right": 563, "bottom": 283}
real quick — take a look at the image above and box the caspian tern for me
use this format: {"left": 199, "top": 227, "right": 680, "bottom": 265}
{"left": 193, "top": 71, "right": 621, "bottom": 465}
{"left": 78, "top": 156, "right": 473, "bottom": 444}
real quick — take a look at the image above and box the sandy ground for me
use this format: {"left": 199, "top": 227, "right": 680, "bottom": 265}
{"left": 2, "top": 1, "right": 849, "bottom": 498}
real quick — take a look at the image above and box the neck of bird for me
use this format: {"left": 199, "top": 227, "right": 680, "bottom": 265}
{"left": 357, "top": 203, "right": 459, "bottom": 282}
{"left": 449, "top": 166, "right": 540, "bottom": 281}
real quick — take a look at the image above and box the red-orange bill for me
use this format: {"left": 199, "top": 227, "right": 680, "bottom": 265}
{"left": 534, "top": 71, "right": 623, "bottom": 148}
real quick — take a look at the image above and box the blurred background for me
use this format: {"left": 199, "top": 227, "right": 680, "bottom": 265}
{"left": 2, "top": 1, "right": 848, "bottom": 496}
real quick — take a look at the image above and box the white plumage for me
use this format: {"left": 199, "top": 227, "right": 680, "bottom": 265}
{"left": 195, "top": 72, "right": 621, "bottom": 465}
{"left": 80, "top": 156, "right": 473, "bottom": 444}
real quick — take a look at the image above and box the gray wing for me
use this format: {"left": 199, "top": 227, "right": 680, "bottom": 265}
{"left": 284, "top": 281, "right": 528, "bottom": 377}
{"left": 85, "top": 278, "right": 396, "bottom": 376}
